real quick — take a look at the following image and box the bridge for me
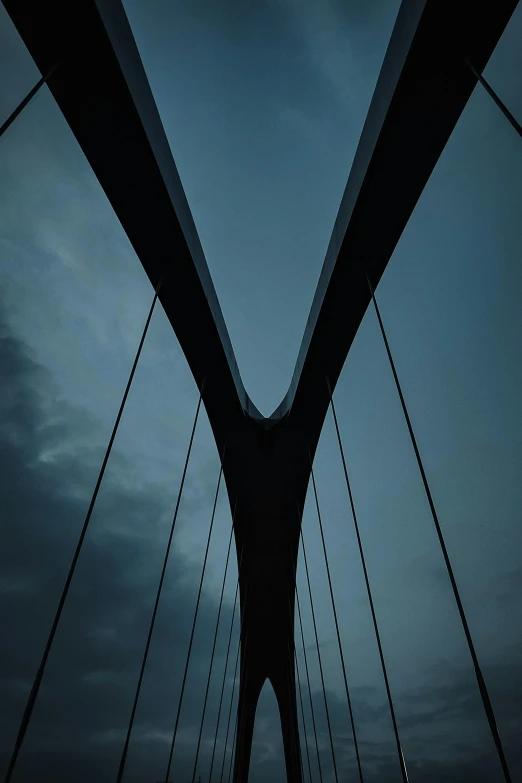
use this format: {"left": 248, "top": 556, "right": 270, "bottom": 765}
{"left": 1, "top": 0, "right": 520, "bottom": 781}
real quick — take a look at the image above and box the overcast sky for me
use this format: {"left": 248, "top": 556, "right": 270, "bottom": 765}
{"left": 1, "top": 0, "right": 522, "bottom": 782}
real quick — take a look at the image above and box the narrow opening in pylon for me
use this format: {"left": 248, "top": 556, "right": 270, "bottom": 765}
{"left": 246, "top": 680, "right": 287, "bottom": 783}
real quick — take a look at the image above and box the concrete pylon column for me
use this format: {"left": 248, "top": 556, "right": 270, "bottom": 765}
{"left": 231, "top": 665, "right": 264, "bottom": 783}
{"left": 270, "top": 662, "right": 303, "bottom": 783}
{"left": 231, "top": 667, "right": 303, "bottom": 783}
{"left": 231, "top": 582, "right": 303, "bottom": 783}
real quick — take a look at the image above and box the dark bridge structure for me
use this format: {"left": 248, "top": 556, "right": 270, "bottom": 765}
{"left": 2, "top": 0, "right": 521, "bottom": 782}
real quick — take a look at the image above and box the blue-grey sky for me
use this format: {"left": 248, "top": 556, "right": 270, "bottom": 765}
{"left": 1, "top": 1, "right": 522, "bottom": 782}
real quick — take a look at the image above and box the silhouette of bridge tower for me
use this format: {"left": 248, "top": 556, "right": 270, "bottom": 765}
{"left": 1, "top": 0, "right": 520, "bottom": 782}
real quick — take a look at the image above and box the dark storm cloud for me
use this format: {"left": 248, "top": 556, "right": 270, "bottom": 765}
{"left": 297, "top": 655, "right": 522, "bottom": 783}
{"left": 0, "top": 310, "right": 240, "bottom": 783}
{"left": 5, "top": 299, "right": 520, "bottom": 783}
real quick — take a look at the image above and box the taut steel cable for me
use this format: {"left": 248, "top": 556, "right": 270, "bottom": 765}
{"left": 465, "top": 58, "right": 522, "bottom": 139}
{"left": 285, "top": 628, "right": 309, "bottom": 783}
{"left": 309, "top": 461, "right": 364, "bottom": 783}
{"left": 218, "top": 627, "right": 245, "bottom": 783}
{"left": 294, "top": 585, "right": 324, "bottom": 783}
{"left": 300, "top": 531, "right": 339, "bottom": 783}
{"left": 0, "top": 62, "right": 60, "bottom": 140}
{"left": 226, "top": 631, "right": 249, "bottom": 783}
{"left": 327, "top": 377, "right": 409, "bottom": 783}
{"left": 164, "top": 453, "right": 225, "bottom": 782}
{"left": 4, "top": 278, "right": 162, "bottom": 783}
{"left": 190, "top": 515, "right": 236, "bottom": 781}
{"left": 207, "top": 550, "right": 243, "bottom": 783}
{"left": 368, "top": 277, "right": 511, "bottom": 783}
{"left": 116, "top": 388, "right": 204, "bottom": 783}
{"left": 284, "top": 636, "right": 305, "bottom": 783}
{"left": 294, "top": 642, "right": 313, "bottom": 783}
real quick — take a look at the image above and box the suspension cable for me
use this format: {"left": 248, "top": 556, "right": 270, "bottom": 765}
{"left": 116, "top": 388, "right": 203, "bottom": 782}
{"left": 207, "top": 550, "right": 244, "bottom": 783}
{"left": 465, "top": 58, "right": 522, "bottom": 139}
{"left": 284, "top": 635, "right": 305, "bottom": 783}
{"left": 0, "top": 62, "right": 60, "bottom": 140}
{"left": 368, "top": 277, "right": 512, "bottom": 783}
{"left": 190, "top": 513, "right": 236, "bottom": 782}
{"left": 294, "top": 587, "right": 324, "bottom": 783}
{"left": 286, "top": 624, "right": 310, "bottom": 783}
{"left": 227, "top": 691, "right": 241, "bottom": 783}
{"left": 327, "top": 377, "right": 409, "bottom": 783}
{"left": 226, "top": 631, "right": 249, "bottom": 783}
{"left": 300, "top": 530, "right": 339, "bottom": 783}
{"left": 309, "top": 462, "right": 364, "bottom": 783}
{"left": 3, "top": 278, "right": 162, "bottom": 783}
{"left": 164, "top": 454, "right": 225, "bottom": 782}
{"left": 294, "top": 641, "right": 314, "bottom": 783}
{"left": 219, "top": 626, "right": 245, "bottom": 783}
